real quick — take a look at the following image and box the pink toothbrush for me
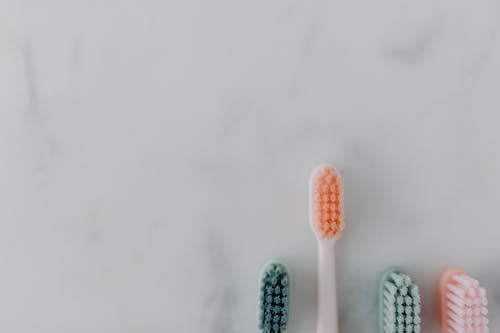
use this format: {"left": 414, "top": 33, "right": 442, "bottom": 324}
{"left": 309, "top": 165, "right": 345, "bottom": 333}
{"left": 439, "top": 269, "right": 489, "bottom": 333}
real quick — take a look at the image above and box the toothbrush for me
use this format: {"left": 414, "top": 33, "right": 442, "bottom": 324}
{"left": 309, "top": 164, "right": 345, "bottom": 333}
{"left": 258, "top": 261, "right": 290, "bottom": 333}
{"left": 379, "top": 267, "right": 422, "bottom": 333}
{"left": 439, "top": 269, "right": 489, "bottom": 333}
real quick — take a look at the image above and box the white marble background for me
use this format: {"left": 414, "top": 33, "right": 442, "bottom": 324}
{"left": 1, "top": 0, "right": 499, "bottom": 332}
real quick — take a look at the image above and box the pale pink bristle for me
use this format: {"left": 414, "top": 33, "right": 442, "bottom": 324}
{"left": 441, "top": 272, "right": 489, "bottom": 333}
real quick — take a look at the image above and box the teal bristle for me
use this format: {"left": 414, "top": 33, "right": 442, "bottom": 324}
{"left": 379, "top": 268, "right": 421, "bottom": 333}
{"left": 258, "top": 261, "right": 290, "bottom": 333}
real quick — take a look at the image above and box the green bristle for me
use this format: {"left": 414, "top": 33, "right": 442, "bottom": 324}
{"left": 258, "top": 261, "right": 290, "bottom": 333}
{"left": 379, "top": 268, "right": 422, "bottom": 333}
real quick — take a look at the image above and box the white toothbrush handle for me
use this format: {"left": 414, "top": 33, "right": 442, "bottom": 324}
{"left": 317, "top": 240, "right": 338, "bottom": 333}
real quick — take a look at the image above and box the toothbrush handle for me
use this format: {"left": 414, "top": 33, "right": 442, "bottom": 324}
{"left": 317, "top": 240, "right": 338, "bottom": 333}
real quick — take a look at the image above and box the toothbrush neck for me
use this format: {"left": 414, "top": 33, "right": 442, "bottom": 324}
{"left": 317, "top": 239, "right": 338, "bottom": 333}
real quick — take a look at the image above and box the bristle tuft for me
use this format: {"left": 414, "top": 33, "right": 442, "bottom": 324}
{"left": 442, "top": 272, "right": 488, "bottom": 333}
{"left": 258, "top": 262, "right": 290, "bottom": 332}
{"left": 381, "top": 270, "right": 421, "bottom": 333}
{"left": 311, "top": 165, "right": 344, "bottom": 239}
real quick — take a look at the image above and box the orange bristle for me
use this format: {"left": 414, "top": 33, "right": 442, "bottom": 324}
{"left": 311, "top": 166, "right": 344, "bottom": 239}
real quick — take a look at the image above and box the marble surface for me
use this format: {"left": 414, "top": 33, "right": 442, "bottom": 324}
{"left": 1, "top": 0, "right": 499, "bottom": 332}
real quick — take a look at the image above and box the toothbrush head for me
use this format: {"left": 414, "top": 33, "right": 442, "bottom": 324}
{"left": 309, "top": 164, "right": 344, "bottom": 240}
{"left": 258, "top": 261, "right": 290, "bottom": 333}
{"left": 439, "top": 269, "right": 489, "bottom": 333}
{"left": 379, "top": 267, "right": 422, "bottom": 333}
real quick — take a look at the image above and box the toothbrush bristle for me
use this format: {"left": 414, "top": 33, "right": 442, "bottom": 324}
{"left": 258, "top": 262, "right": 290, "bottom": 333}
{"left": 440, "top": 270, "right": 489, "bottom": 333}
{"left": 380, "top": 269, "right": 421, "bottom": 333}
{"left": 311, "top": 165, "right": 344, "bottom": 239}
